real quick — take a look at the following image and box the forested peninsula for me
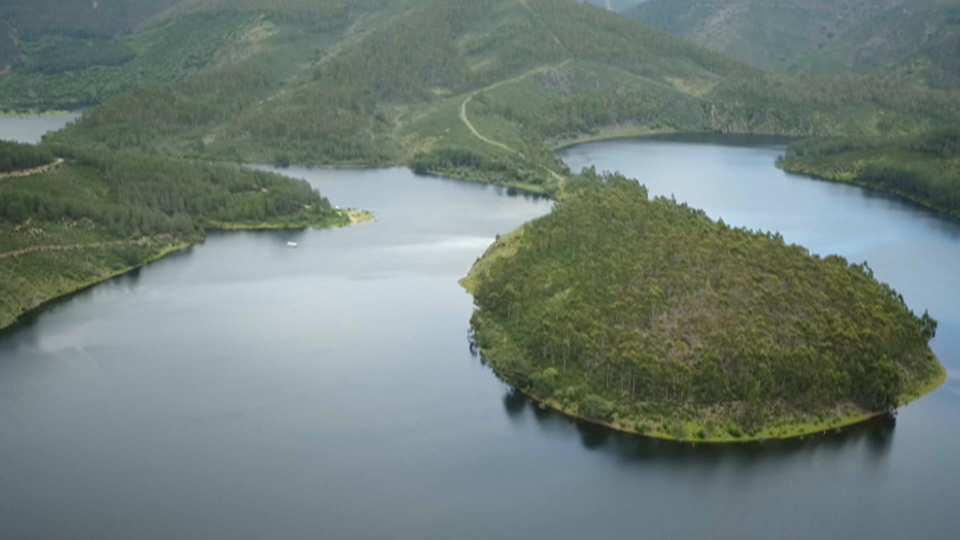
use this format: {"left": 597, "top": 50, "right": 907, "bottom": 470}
{"left": 778, "top": 130, "right": 960, "bottom": 217}
{"left": 463, "top": 173, "right": 945, "bottom": 442}
{"left": 0, "top": 143, "right": 368, "bottom": 331}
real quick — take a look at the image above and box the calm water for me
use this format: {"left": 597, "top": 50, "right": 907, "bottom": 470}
{"left": 2, "top": 130, "right": 960, "bottom": 539}
{"left": 0, "top": 112, "right": 81, "bottom": 144}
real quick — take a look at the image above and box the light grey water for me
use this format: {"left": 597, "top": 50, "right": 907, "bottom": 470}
{"left": 2, "top": 127, "right": 959, "bottom": 539}
{"left": 0, "top": 112, "right": 81, "bottom": 144}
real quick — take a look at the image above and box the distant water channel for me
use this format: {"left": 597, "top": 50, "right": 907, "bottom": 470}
{"left": 0, "top": 112, "right": 81, "bottom": 143}
{"left": 1, "top": 123, "right": 959, "bottom": 538}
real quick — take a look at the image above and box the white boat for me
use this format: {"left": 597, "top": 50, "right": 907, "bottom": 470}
{"left": 287, "top": 241, "right": 298, "bottom": 248}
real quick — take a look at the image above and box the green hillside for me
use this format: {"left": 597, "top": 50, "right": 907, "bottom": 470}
{"left": 29, "top": 0, "right": 960, "bottom": 197}
{"left": 0, "top": 0, "right": 184, "bottom": 41}
{"left": 0, "top": 0, "right": 184, "bottom": 77}
{"left": 0, "top": 144, "right": 363, "bottom": 331}
{"left": 464, "top": 174, "right": 944, "bottom": 442}
{"left": 627, "top": 0, "right": 960, "bottom": 88}
{"left": 626, "top": 0, "right": 897, "bottom": 71}
{"left": 796, "top": 0, "right": 960, "bottom": 89}
{"left": 0, "top": 0, "right": 425, "bottom": 109}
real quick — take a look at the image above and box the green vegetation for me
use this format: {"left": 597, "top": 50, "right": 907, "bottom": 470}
{"left": 0, "top": 0, "right": 950, "bottom": 438}
{"left": 626, "top": 0, "right": 898, "bottom": 72}
{"left": 0, "top": 143, "right": 356, "bottom": 331}
{"left": 40, "top": 0, "right": 959, "bottom": 196}
{"left": 795, "top": 0, "right": 960, "bottom": 89}
{"left": 627, "top": 0, "right": 960, "bottom": 88}
{"left": 0, "top": 139, "right": 54, "bottom": 173}
{"left": 0, "top": 1, "right": 184, "bottom": 42}
{"left": 779, "top": 129, "right": 960, "bottom": 216}
{"left": 464, "top": 173, "right": 944, "bottom": 442}
{"left": 0, "top": 10, "right": 263, "bottom": 110}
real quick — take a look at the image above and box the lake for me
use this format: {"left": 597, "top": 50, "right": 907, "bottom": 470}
{"left": 2, "top": 128, "right": 959, "bottom": 539}
{"left": 0, "top": 112, "right": 82, "bottom": 144}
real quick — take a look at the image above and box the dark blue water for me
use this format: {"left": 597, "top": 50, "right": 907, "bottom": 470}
{"left": 1, "top": 135, "right": 958, "bottom": 539}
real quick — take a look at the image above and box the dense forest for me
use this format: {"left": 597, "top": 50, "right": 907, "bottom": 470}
{"left": 0, "top": 143, "right": 356, "bottom": 330}
{"left": 779, "top": 130, "right": 960, "bottom": 216}
{"left": 0, "top": 140, "right": 55, "bottom": 173}
{"left": 464, "top": 173, "right": 944, "bottom": 441}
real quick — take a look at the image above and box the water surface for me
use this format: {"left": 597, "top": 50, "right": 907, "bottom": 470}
{"left": 2, "top": 130, "right": 959, "bottom": 539}
{"left": 0, "top": 112, "right": 81, "bottom": 144}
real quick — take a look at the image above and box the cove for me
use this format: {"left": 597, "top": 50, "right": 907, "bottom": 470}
{"left": 1, "top": 131, "right": 959, "bottom": 539}
{"left": 0, "top": 112, "right": 82, "bottom": 144}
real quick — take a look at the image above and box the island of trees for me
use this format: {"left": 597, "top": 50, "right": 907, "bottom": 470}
{"left": 463, "top": 172, "right": 945, "bottom": 442}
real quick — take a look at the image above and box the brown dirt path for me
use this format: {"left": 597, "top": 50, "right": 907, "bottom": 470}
{"left": 0, "top": 158, "right": 65, "bottom": 179}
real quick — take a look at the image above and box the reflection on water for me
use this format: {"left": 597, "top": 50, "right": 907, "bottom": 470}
{"left": 500, "top": 386, "right": 896, "bottom": 463}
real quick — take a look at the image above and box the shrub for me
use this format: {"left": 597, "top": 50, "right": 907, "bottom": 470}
{"left": 579, "top": 394, "right": 614, "bottom": 421}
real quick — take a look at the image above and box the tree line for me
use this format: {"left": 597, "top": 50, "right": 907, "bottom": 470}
{"left": 0, "top": 144, "right": 342, "bottom": 238}
{"left": 0, "top": 140, "right": 55, "bottom": 173}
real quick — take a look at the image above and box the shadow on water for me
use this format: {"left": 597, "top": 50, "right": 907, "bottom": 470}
{"left": 499, "top": 386, "right": 897, "bottom": 466}
{"left": 407, "top": 170, "right": 554, "bottom": 202}
{"left": 468, "top": 334, "right": 894, "bottom": 465}
{"left": 623, "top": 132, "right": 792, "bottom": 149}
{"left": 0, "top": 245, "right": 197, "bottom": 343}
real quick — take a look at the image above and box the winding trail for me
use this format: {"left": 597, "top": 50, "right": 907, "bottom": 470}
{"left": 458, "top": 61, "right": 572, "bottom": 183}
{"left": 0, "top": 158, "right": 64, "bottom": 179}
{"left": 459, "top": 94, "right": 519, "bottom": 157}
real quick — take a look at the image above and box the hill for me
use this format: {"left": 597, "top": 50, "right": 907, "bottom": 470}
{"left": 32, "top": 0, "right": 960, "bottom": 197}
{"left": 625, "top": 0, "right": 900, "bottom": 72}
{"left": 463, "top": 173, "right": 945, "bottom": 442}
{"left": 0, "top": 143, "right": 364, "bottom": 331}
{"left": 626, "top": 0, "right": 960, "bottom": 88}
{"left": 0, "top": 0, "right": 185, "bottom": 77}
{"left": 0, "top": 0, "right": 424, "bottom": 109}
{"left": 796, "top": 0, "right": 960, "bottom": 88}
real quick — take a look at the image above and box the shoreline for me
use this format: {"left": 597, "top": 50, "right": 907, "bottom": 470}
{"left": 482, "top": 343, "right": 947, "bottom": 444}
{"left": 0, "top": 212, "right": 373, "bottom": 334}
{"left": 464, "top": 228, "right": 949, "bottom": 445}
{"left": 777, "top": 162, "right": 960, "bottom": 221}
{"left": 0, "top": 241, "right": 192, "bottom": 336}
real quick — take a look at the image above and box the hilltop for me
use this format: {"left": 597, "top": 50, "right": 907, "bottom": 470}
{"left": 464, "top": 173, "right": 945, "bottom": 442}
